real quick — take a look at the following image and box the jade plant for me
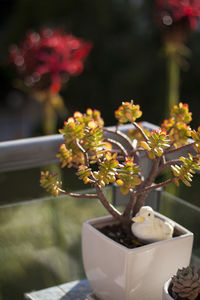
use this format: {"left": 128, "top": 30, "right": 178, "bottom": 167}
{"left": 170, "top": 266, "right": 200, "bottom": 300}
{"left": 40, "top": 101, "right": 200, "bottom": 228}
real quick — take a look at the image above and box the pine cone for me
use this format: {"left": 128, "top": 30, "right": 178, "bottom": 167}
{"left": 171, "top": 266, "right": 200, "bottom": 300}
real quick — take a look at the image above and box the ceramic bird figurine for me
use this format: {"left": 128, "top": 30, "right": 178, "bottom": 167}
{"left": 131, "top": 206, "right": 174, "bottom": 243}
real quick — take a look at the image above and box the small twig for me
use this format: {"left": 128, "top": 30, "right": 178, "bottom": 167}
{"left": 115, "top": 123, "right": 119, "bottom": 132}
{"left": 132, "top": 122, "right": 148, "bottom": 142}
{"left": 156, "top": 159, "right": 181, "bottom": 175}
{"left": 161, "top": 155, "right": 166, "bottom": 165}
{"left": 135, "top": 178, "right": 174, "bottom": 196}
{"left": 103, "top": 128, "right": 134, "bottom": 151}
{"left": 105, "top": 137, "right": 128, "bottom": 156}
{"left": 164, "top": 141, "right": 195, "bottom": 155}
{"left": 72, "top": 138, "right": 121, "bottom": 220}
{"left": 75, "top": 138, "right": 125, "bottom": 220}
{"left": 75, "top": 138, "right": 98, "bottom": 184}
{"left": 75, "top": 139, "right": 89, "bottom": 166}
{"left": 58, "top": 188, "right": 98, "bottom": 198}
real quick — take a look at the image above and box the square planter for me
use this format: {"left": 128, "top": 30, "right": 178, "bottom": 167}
{"left": 82, "top": 214, "right": 193, "bottom": 300}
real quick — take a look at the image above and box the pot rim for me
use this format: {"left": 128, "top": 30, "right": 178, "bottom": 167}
{"left": 163, "top": 278, "right": 173, "bottom": 299}
{"left": 83, "top": 214, "right": 193, "bottom": 252}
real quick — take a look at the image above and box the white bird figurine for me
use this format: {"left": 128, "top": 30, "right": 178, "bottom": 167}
{"left": 131, "top": 206, "right": 174, "bottom": 243}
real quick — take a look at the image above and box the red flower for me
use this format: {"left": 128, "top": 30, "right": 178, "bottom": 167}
{"left": 9, "top": 28, "right": 93, "bottom": 93}
{"left": 156, "top": 0, "right": 200, "bottom": 30}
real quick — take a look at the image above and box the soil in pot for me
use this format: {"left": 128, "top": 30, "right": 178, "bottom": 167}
{"left": 98, "top": 223, "right": 181, "bottom": 249}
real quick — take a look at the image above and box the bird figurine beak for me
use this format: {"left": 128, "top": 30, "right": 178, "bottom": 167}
{"left": 132, "top": 215, "right": 144, "bottom": 223}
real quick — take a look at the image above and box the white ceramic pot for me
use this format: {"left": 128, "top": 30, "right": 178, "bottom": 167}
{"left": 162, "top": 279, "right": 173, "bottom": 300}
{"left": 82, "top": 213, "right": 193, "bottom": 300}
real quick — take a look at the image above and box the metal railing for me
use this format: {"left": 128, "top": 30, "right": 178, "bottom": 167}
{"left": 0, "top": 122, "right": 158, "bottom": 173}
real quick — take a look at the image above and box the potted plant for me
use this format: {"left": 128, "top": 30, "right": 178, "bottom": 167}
{"left": 40, "top": 101, "right": 200, "bottom": 300}
{"left": 163, "top": 265, "right": 200, "bottom": 300}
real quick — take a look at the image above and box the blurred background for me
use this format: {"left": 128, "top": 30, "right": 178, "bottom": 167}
{"left": 0, "top": 0, "right": 200, "bottom": 141}
{"left": 0, "top": 0, "right": 200, "bottom": 299}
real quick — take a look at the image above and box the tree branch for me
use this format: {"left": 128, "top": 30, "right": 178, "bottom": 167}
{"left": 144, "top": 157, "right": 161, "bottom": 187}
{"left": 123, "top": 191, "right": 137, "bottom": 218}
{"left": 75, "top": 139, "right": 89, "bottom": 166}
{"left": 68, "top": 138, "right": 122, "bottom": 220}
{"left": 94, "top": 183, "right": 122, "bottom": 220}
{"left": 58, "top": 188, "right": 98, "bottom": 198}
{"left": 135, "top": 178, "right": 174, "bottom": 196}
{"left": 103, "top": 128, "right": 134, "bottom": 151}
{"left": 164, "top": 141, "right": 195, "bottom": 155}
{"left": 132, "top": 157, "right": 161, "bottom": 214}
{"left": 123, "top": 149, "right": 161, "bottom": 219}
{"left": 75, "top": 138, "right": 98, "bottom": 183}
{"left": 156, "top": 159, "right": 181, "bottom": 175}
{"left": 105, "top": 137, "right": 128, "bottom": 156}
{"left": 132, "top": 122, "right": 148, "bottom": 141}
